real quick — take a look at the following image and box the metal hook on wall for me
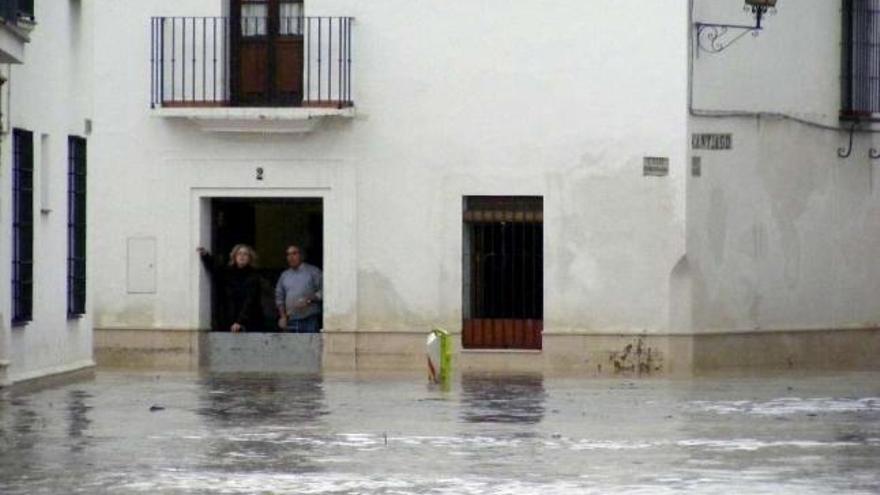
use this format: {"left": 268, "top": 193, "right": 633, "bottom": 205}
{"left": 838, "top": 124, "right": 856, "bottom": 158}
{"left": 870, "top": 146, "right": 880, "bottom": 160}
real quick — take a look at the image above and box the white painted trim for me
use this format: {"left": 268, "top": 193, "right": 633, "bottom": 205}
{"left": 0, "top": 23, "right": 27, "bottom": 63}
{"left": 188, "top": 186, "right": 337, "bottom": 331}
{"left": 7, "top": 359, "right": 95, "bottom": 385}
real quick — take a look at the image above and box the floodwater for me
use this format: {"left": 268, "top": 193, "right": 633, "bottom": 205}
{"left": 0, "top": 371, "right": 879, "bottom": 494}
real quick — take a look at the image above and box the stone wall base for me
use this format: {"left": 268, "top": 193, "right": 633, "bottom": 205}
{"left": 95, "top": 328, "right": 205, "bottom": 371}
{"left": 94, "top": 327, "right": 880, "bottom": 375}
{"left": 689, "top": 328, "right": 880, "bottom": 374}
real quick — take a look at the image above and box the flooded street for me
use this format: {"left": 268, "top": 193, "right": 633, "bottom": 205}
{"left": 0, "top": 371, "right": 878, "bottom": 494}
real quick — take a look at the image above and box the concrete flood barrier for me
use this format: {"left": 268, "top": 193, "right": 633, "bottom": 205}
{"left": 202, "top": 333, "right": 322, "bottom": 373}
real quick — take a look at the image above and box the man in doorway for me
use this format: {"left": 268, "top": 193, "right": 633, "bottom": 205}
{"left": 275, "top": 245, "right": 323, "bottom": 333}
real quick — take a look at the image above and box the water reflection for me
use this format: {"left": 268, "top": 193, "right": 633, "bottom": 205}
{"left": 196, "top": 373, "right": 328, "bottom": 474}
{"left": 66, "top": 390, "right": 93, "bottom": 453}
{"left": 460, "top": 373, "right": 546, "bottom": 424}
{"left": 11, "top": 401, "right": 40, "bottom": 451}
{"left": 0, "top": 398, "right": 42, "bottom": 483}
{"left": 198, "top": 373, "right": 327, "bottom": 424}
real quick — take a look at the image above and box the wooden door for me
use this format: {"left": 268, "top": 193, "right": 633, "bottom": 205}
{"left": 231, "top": 0, "right": 304, "bottom": 106}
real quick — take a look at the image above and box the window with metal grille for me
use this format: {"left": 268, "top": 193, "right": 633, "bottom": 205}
{"left": 841, "top": 0, "right": 880, "bottom": 118}
{"left": 0, "top": 0, "right": 33, "bottom": 23}
{"left": 462, "top": 196, "right": 543, "bottom": 350}
{"left": 68, "top": 136, "right": 87, "bottom": 317}
{"left": 19, "top": 0, "right": 33, "bottom": 20}
{"left": 12, "top": 129, "right": 34, "bottom": 324}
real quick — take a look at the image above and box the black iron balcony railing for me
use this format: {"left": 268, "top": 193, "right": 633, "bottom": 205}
{"left": 0, "top": 0, "right": 34, "bottom": 23}
{"left": 150, "top": 16, "right": 353, "bottom": 109}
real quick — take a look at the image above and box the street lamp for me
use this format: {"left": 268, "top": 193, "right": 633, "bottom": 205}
{"left": 745, "top": 0, "right": 777, "bottom": 29}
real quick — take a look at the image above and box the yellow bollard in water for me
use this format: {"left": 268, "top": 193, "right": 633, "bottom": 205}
{"left": 426, "top": 327, "right": 452, "bottom": 387}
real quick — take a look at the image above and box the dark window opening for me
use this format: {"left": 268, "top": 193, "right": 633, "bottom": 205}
{"left": 463, "top": 196, "right": 543, "bottom": 350}
{"left": 12, "top": 128, "right": 34, "bottom": 324}
{"left": 0, "top": 0, "right": 34, "bottom": 23}
{"left": 841, "top": 0, "right": 880, "bottom": 118}
{"left": 68, "top": 136, "right": 87, "bottom": 317}
{"left": 209, "top": 197, "right": 323, "bottom": 332}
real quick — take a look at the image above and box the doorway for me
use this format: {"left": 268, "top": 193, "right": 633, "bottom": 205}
{"left": 210, "top": 197, "right": 323, "bottom": 332}
{"left": 230, "top": 0, "right": 305, "bottom": 106}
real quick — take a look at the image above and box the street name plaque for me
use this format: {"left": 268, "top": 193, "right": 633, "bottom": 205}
{"left": 692, "top": 133, "right": 732, "bottom": 150}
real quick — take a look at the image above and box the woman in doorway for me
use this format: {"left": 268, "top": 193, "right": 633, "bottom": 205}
{"left": 197, "top": 244, "right": 264, "bottom": 333}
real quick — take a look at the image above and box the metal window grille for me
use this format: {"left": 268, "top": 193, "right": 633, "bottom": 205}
{"left": 12, "top": 129, "right": 34, "bottom": 324}
{"left": 19, "top": 0, "right": 31, "bottom": 19}
{"left": 841, "top": 0, "right": 880, "bottom": 118}
{"left": 0, "top": 0, "right": 33, "bottom": 23}
{"left": 67, "top": 136, "right": 87, "bottom": 317}
{"left": 462, "top": 196, "right": 543, "bottom": 350}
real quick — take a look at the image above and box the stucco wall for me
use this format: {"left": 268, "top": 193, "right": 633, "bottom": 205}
{"left": 90, "top": 0, "right": 690, "bottom": 338}
{"left": 0, "top": 1, "right": 94, "bottom": 384}
{"left": 688, "top": 0, "right": 880, "bottom": 333}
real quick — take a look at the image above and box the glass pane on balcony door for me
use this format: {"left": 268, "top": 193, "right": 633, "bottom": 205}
{"left": 279, "top": 1, "right": 303, "bottom": 35}
{"left": 241, "top": 1, "right": 268, "bottom": 37}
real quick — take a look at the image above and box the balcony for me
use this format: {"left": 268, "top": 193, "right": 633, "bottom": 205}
{"left": 150, "top": 15, "right": 354, "bottom": 133}
{"left": 0, "top": 0, "right": 35, "bottom": 63}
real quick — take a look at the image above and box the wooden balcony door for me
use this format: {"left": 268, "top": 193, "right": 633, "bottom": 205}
{"left": 231, "top": 0, "right": 304, "bottom": 106}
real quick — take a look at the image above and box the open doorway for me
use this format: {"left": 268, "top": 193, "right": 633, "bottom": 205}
{"left": 209, "top": 197, "right": 323, "bottom": 332}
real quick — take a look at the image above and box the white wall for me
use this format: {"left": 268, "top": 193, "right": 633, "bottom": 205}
{"left": 688, "top": 0, "right": 880, "bottom": 332}
{"left": 692, "top": 0, "right": 839, "bottom": 119}
{"left": 91, "top": 0, "right": 690, "bottom": 337}
{"left": 0, "top": 0, "right": 94, "bottom": 384}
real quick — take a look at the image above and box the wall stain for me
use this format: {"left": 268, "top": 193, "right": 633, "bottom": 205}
{"left": 707, "top": 187, "right": 727, "bottom": 266}
{"left": 357, "top": 269, "right": 432, "bottom": 330}
{"left": 608, "top": 337, "right": 662, "bottom": 374}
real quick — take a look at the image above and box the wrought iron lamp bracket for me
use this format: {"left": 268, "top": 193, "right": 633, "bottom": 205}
{"left": 695, "top": 5, "right": 776, "bottom": 54}
{"left": 695, "top": 23, "right": 761, "bottom": 54}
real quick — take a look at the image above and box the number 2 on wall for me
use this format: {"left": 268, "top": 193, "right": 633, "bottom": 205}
{"left": 256, "top": 167, "right": 264, "bottom": 181}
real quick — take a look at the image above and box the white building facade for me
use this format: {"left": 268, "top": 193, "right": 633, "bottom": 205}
{"left": 78, "top": 0, "right": 880, "bottom": 374}
{"left": 0, "top": 0, "right": 95, "bottom": 386}
{"left": 688, "top": 0, "right": 880, "bottom": 370}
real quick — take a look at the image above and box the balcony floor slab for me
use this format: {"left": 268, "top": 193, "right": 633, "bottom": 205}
{"left": 151, "top": 106, "right": 356, "bottom": 133}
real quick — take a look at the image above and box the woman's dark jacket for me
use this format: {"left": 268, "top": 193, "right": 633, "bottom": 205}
{"left": 200, "top": 253, "right": 264, "bottom": 332}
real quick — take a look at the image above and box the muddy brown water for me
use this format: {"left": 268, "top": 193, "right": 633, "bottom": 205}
{"left": 0, "top": 370, "right": 878, "bottom": 494}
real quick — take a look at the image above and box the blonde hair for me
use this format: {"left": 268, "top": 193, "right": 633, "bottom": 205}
{"left": 228, "top": 244, "right": 258, "bottom": 267}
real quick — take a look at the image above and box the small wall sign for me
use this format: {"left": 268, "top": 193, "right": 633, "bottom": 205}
{"left": 643, "top": 156, "right": 669, "bottom": 177}
{"left": 692, "top": 133, "right": 732, "bottom": 150}
{"left": 691, "top": 156, "right": 702, "bottom": 177}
